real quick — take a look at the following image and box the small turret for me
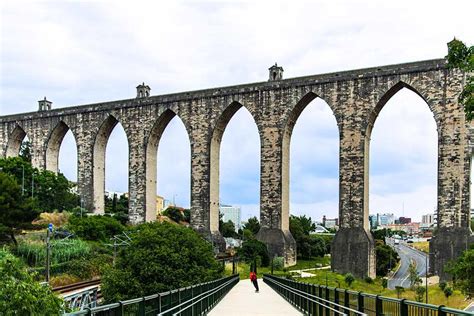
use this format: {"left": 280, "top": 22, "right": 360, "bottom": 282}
{"left": 38, "top": 97, "right": 52, "bottom": 111}
{"left": 268, "top": 63, "right": 284, "bottom": 81}
{"left": 136, "top": 82, "right": 151, "bottom": 98}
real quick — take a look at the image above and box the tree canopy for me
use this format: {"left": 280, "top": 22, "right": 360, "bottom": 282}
{"left": 446, "top": 38, "right": 474, "bottom": 120}
{"left": 290, "top": 215, "right": 327, "bottom": 259}
{"left": 242, "top": 216, "right": 260, "bottom": 236}
{"left": 101, "top": 222, "right": 223, "bottom": 303}
{"left": 446, "top": 247, "right": 474, "bottom": 297}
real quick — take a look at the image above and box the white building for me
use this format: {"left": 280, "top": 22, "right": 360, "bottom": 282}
{"left": 422, "top": 213, "right": 436, "bottom": 226}
{"left": 220, "top": 204, "right": 242, "bottom": 231}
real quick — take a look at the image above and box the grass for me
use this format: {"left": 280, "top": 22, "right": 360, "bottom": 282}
{"left": 411, "top": 241, "right": 429, "bottom": 253}
{"left": 295, "top": 269, "right": 472, "bottom": 310}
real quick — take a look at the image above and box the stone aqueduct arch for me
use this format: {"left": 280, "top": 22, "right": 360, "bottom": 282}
{"left": 1, "top": 59, "right": 472, "bottom": 279}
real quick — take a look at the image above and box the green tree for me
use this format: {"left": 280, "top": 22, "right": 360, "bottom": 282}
{"left": 220, "top": 220, "right": 237, "bottom": 238}
{"left": 375, "top": 244, "right": 400, "bottom": 276}
{"left": 0, "top": 172, "right": 38, "bottom": 245}
{"left": 415, "top": 286, "right": 426, "bottom": 302}
{"left": 443, "top": 287, "right": 453, "bottom": 303}
{"left": 290, "top": 216, "right": 327, "bottom": 259}
{"left": 67, "top": 215, "right": 125, "bottom": 241}
{"left": 242, "top": 216, "right": 260, "bottom": 236}
{"left": 162, "top": 206, "right": 185, "bottom": 223}
{"left": 446, "top": 38, "right": 474, "bottom": 120}
{"left": 238, "top": 239, "right": 270, "bottom": 267}
{"left": 344, "top": 273, "right": 355, "bottom": 288}
{"left": 101, "top": 222, "right": 222, "bottom": 303}
{"left": 19, "top": 140, "right": 32, "bottom": 163}
{"left": 0, "top": 248, "right": 63, "bottom": 314}
{"left": 445, "top": 248, "right": 474, "bottom": 296}
{"left": 408, "top": 261, "right": 421, "bottom": 289}
{"left": 382, "top": 278, "right": 388, "bottom": 290}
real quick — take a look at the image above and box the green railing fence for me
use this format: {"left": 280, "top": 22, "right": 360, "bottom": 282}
{"left": 66, "top": 274, "right": 239, "bottom": 316}
{"left": 263, "top": 274, "right": 474, "bottom": 316}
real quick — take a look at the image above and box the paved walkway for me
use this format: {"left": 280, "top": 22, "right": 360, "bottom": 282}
{"left": 208, "top": 279, "right": 302, "bottom": 316}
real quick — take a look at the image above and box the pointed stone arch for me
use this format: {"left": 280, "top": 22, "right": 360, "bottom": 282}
{"left": 45, "top": 120, "right": 78, "bottom": 174}
{"left": 210, "top": 101, "right": 260, "bottom": 232}
{"left": 92, "top": 115, "right": 129, "bottom": 214}
{"left": 145, "top": 109, "right": 191, "bottom": 221}
{"left": 6, "top": 124, "right": 27, "bottom": 158}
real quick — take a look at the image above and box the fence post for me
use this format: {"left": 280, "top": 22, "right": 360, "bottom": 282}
{"left": 318, "top": 286, "right": 323, "bottom": 316}
{"left": 375, "top": 295, "right": 383, "bottom": 316}
{"left": 344, "top": 289, "right": 349, "bottom": 309}
{"left": 325, "top": 286, "right": 330, "bottom": 315}
{"left": 118, "top": 301, "right": 123, "bottom": 316}
{"left": 139, "top": 297, "right": 146, "bottom": 316}
{"left": 334, "top": 289, "right": 339, "bottom": 313}
{"left": 438, "top": 305, "right": 447, "bottom": 316}
{"left": 357, "top": 292, "right": 364, "bottom": 313}
{"left": 400, "top": 299, "right": 408, "bottom": 316}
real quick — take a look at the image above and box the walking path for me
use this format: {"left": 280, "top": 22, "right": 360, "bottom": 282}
{"left": 208, "top": 279, "right": 303, "bottom": 316}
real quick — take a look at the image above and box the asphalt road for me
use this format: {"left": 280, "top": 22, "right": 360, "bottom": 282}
{"left": 387, "top": 239, "right": 428, "bottom": 289}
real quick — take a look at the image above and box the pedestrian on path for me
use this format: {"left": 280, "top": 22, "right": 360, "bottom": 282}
{"left": 250, "top": 270, "right": 259, "bottom": 293}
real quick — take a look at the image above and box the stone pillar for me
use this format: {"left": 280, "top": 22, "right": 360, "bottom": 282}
{"left": 256, "top": 126, "right": 296, "bottom": 266}
{"left": 331, "top": 121, "right": 376, "bottom": 278}
{"left": 76, "top": 129, "right": 96, "bottom": 213}
{"left": 429, "top": 94, "right": 474, "bottom": 280}
{"left": 189, "top": 119, "right": 225, "bottom": 251}
{"left": 128, "top": 135, "right": 148, "bottom": 224}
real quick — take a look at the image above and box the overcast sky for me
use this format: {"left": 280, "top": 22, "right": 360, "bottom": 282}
{"left": 1, "top": 1, "right": 473, "bottom": 222}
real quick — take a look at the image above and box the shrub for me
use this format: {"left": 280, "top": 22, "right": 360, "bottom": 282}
{"left": 344, "top": 273, "right": 355, "bottom": 287}
{"left": 33, "top": 211, "right": 71, "bottom": 227}
{"left": 101, "top": 222, "right": 223, "bottom": 303}
{"left": 0, "top": 248, "right": 63, "bottom": 314}
{"left": 439, "top": 281, "right": 447, "bottom": 291}
{"left": 238, "top": 239, "right": 270, "bottom": 267}
{"left": 67, "top": 215, "right": 125, "bottom": 241}
{"left": 49, "top": 274, "right": 81, "bottom": 287}
{"left": 272, "top": 256, "right": 285, "bottom": 271}
{"left": 364, "top": 276, "right": 374, "bottom": 284}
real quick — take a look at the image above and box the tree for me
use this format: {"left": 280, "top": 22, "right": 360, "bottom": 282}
{"left": 238, "top": 239, "right": 270, "bottom": 267}
{"left": 443, "top": 287, "right": 453, "bottom": 303}
{"left": 0, "top": 248, "right": 63, "bottom": 314}
{"left": 19, "top": 140, "right": 32, "bottom": 163}
{"left": 101, "top": 222, "right": 222, "bottom": 303}
{"left": 220, "top": 220, "right": 237, "bottom": 238}
{"left": 0, "top": 172, "right": 38, "bottom": 244}
{"left": 242, "top": 217, "right": 260, "bottom": 236}
{"left": 375, "top": 244, "right": 400, "bottom": 276}
{"left": 382, "top": 278, "right": 388, "bottom": 290}
{"left": 446, "top": 38, "right": 474, "bottom": 120}
{"left": 162, "top": 206, "right": 185, "bottom": 223}
{"left": 344, "top": 273, "right": 355, "bottom": 288}
{"left": 415, "top": 286, "right": 426, "bottom": 302}
{"left": 67, "top": 215, "right": 125, "bottom": 241}
{"left": 292, "top": 215, "right": 316, "bottom": 235}
{"left": 290, "top": 216, "right": 327, "bottom": 259}
{"left": 395, "top": 286, "right": 405, "bottom": 299}
{"left": 445, "top": 248, "right": 474, "bottom": 297}
{"left": 408, "top": 261, "right": 421, "bottom": 289}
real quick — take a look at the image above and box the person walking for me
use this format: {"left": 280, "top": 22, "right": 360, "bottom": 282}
{"left": 250, "top": 270, "right": 259, "bottom": 293}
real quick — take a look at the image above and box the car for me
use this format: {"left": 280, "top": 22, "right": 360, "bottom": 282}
{"left": 407, "top": 239, "right": 414, "bottom": 243}
{"left": 394, "top": 239, "right": 400, "bottom": 245}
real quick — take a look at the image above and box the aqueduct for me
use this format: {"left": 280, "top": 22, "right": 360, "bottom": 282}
{"left": 1, "top": 59, "right": 472, "bottom": 279}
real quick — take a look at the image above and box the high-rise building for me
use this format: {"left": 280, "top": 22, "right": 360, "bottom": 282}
{"left": 398, "top": 217, "right": 411, "bottom": 224}
{"left": 369, "top": 214, "right": 378, "bottom": 229}
{"left": 422, "top": 213, "right": 435, "bottom": 226}
{"left": 220, "top": 205, "right": 241, "bottom": 231}
{"left": 377, "top": 213, "right": 395, "bottom": 226}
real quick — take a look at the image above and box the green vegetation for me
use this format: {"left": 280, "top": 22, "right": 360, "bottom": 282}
{"left": 0, "top": 171, "right": 38, "bottom": 244}
{"left": 237, "top": 239, "right": 270, "bottom": 267}
{"left": 101, "top": 222, "right": 223, "bottom": 303}
{"left": 15, "top": 238, "right": 91, "bottom": 266}
{"left": 290, "top": 215, "right": 329, "bottom": 259}
{"left": 242, "top": 216, "right": 260, "bottom": 236}
{"left": 0, "top": 157, "right": 80, "bottom": 213}
{"left": 162, "top": 206, "right": 189, "bottom": 223}
{"left": 344, "top": 273, "right": 355, "bottom": 287}
{"left": 375, "top": 244, "right": 399, "bottom": 276}
{"left": 104, "top": 193, "right": 129, "bottom": 224}
{"left": 0, "top": 248, "right": 63, "bottom": 314}
{"left": 411, "top": 241, "right": 429, "bottom": 253}
{"left": 446, "top": 38, "right": 473, "bottom": 120}
{"left": 445, "top": 247, "right": 474, "bottom": 297}
{"left": 67, "top": 215, "right": 125, "bottom": 241}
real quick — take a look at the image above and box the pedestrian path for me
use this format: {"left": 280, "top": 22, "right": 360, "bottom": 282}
{"left": 208, "top": 278, "right": 302, "bottom": 316}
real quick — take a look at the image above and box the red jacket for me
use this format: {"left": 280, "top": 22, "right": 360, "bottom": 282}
{"left": 250, "top": 272, "right": 257, "bottom": 281}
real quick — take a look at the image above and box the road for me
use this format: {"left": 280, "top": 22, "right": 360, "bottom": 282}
{"left": 387, "top": 239, "right": 428, "bottom": 289}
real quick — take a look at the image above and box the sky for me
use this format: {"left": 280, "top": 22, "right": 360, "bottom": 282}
{"left": 1, "top": 0, "right": 473, "bottom": 223}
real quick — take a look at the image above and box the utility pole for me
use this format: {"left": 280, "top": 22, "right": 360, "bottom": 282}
{"left": 22, "top": 165, "right": 25, "bottom": 195}
{"left": 46, "top": 223, "right": 53, "bottom": 283}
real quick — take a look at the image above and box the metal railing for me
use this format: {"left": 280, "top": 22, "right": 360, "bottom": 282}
{"left": 263, "top": 274, "right": 474, "bottom": 316}
{"left": 65, "top": 274, "right": 239, "bottom": 316}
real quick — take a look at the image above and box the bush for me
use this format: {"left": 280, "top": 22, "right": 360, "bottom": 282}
{"left": 364, "top": 276, "right": 374, "bottom": 284}
{"left": 101, "top": 222, "right": 223, "bottom": 303}
{"left": 344, "top": 273, "right": 355, "bottom": 287}
{"left": 273, "top": 257, "right": 285, "bottom": 271}
{"left": 0, "top": 248, "right": 63, "bottom": 314}
{"left": 238, "top": 239, "right": 270, "bottom": 267}
{"left": 67, "top": 215, "right": 125, "bottom": 241}
{"left": 376, "top": 244, "right": 399, "bottom": 276}
{"left": 162, "top": 207, "right": 185, "bottom": 223}
{"left": 439, "top": 281, "right": 447, "bottom": 291}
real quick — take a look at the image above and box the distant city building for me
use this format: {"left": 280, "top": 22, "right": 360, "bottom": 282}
{"left": 220, "top": 204, "right": 241, "bottom": 231}
{"left": 398, "top": 217, "right": 411, "bottom": 224}
{"left": 422, "top": 213, "right": 436, "bottom": 226}
{"left": 377, "top": 213, "right": 395, "bottom": 226}
{"left": 386, "top": 223, "right": 420, "bottom": 235}
{"left": 369, "top": 215, "right": 378, "bottom": 229}
{"left": 156, "top": 195, "right": 164, "bottom": 215}
{"left": 322, "top": 215, "right": 338, "bottom": 229}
